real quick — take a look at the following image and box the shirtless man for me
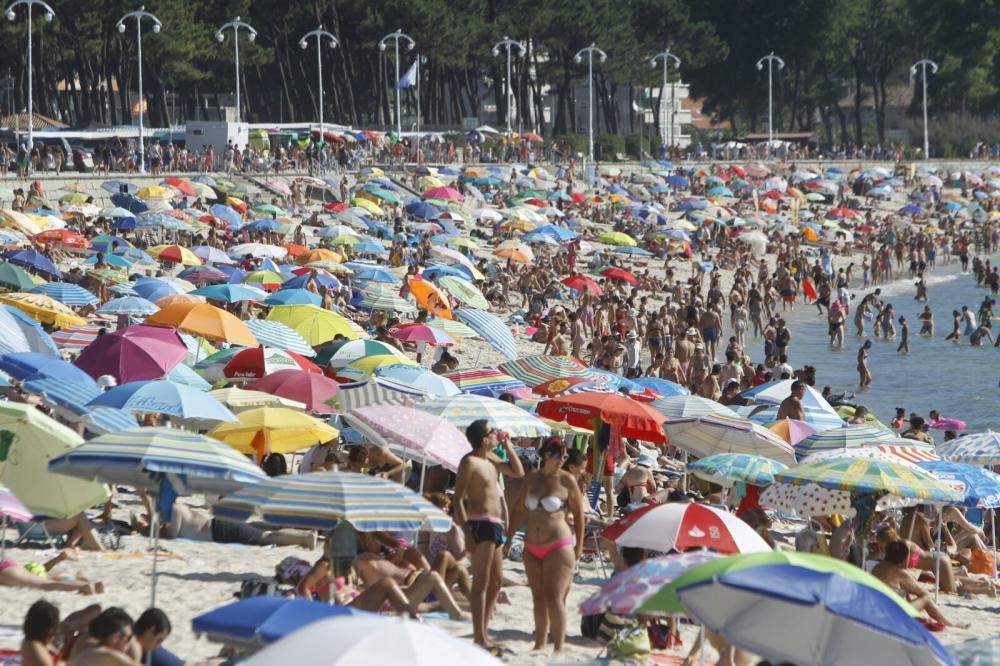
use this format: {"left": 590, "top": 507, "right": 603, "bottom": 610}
{"left": 69, "top": 607, "right": 139, "bottom": 666}
{"left": 699, "top": 306, "right": 723, "bottom": 360}
{"left": 453, "top": 419, "right": 524, "bottom": 651}
{"left": 776, "top": 380, "right": 806, "bottom": 421}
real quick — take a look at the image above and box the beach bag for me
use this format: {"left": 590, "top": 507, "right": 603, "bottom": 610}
{"left": 237, "top": 577, "right": 280, "bottom": 599}
{"left": 971, "top": 548, "right": 996, "bottom": 576}
{"left": 605, "top": 625, "right": 651, "bottom": 663}
{"left": 275, "top": 557, "right": 312, "bottom": 585}
{"left": 580, "top": 613, "right": 604, "bottom": 640}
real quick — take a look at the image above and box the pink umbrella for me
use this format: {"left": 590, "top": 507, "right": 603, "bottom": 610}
{"left": 422, "top": 186, "right": 463, "bottom": 201}
{"left": 74, "top": 324, "right": 187, "bottom": 384}
{"left": 0, "top": 482, "right": 30, "bottom": 559}
{"left": 343, "top": 405, "right": 471, "bottom": 472}
{"left": 389, "top": 323, "right": 457, "bottom": 347}
{"left": 768, "top": 417, "right": 819, "bottom": 446}
{"left": 247, "top": 369, "right": 340, "bottom": 414}
{"left": 601, "top": 502, "right": 770, "bottom": 554}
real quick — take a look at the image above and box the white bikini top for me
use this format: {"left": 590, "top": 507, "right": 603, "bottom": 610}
{"left": 526, "top": 495, "right": 566, "bottom": 512}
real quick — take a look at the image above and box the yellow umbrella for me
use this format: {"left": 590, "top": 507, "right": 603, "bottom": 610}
{"left": 418, "top": 175, "right": 444, "bottom": 189}
{"left": 209, "top": 407, "right": 339, "bottom": 455}
{"left": 0, "top": 210, "right": 43, "bottom": 235}
{"left": 136, "top": 185, "right": 174, "bottom": 201}
{"left": 446, "top": 237, "right": 479, "bottom": 250}
{"left": 145, "top": 302, "right": 259, "bottom": 346}
{"left": 296, "top": 248, "right": 343, "bottom": 265}
{"left": 501, "top": 218, "right": 537, "bottom": 232}
{"left": 351, "top": 197, "right": 384, "bottom": 216}
{"left": 266, "top": 304, "right": 360, "bottom": 345}
{"left": 347, "top": 354, "right": 418, "bottom": 375}
{"left": 0, "top": 292, "right": 86, "bottom": 328}
{"left": 208, "top": 388, "right": 306, "bottom": 411}
{"left": 598, "top": 231, "right": 638, "bottom": 246}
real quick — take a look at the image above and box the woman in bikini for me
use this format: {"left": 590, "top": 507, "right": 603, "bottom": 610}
{"left": 871, "top": 540, "right": 966, "bottom": 630}
{"left": 505, "top": 438, "right": 585, "bottom": 655}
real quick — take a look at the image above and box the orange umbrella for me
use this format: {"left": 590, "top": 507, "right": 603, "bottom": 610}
{"left": 407, "top": 276, "right": 452, "bottom": 319}
{"left": 296, "top": 248, "right": 342, "bottom": 265}
{"left": 155, "top": 294, "right": 206, "bottom": 307}
{"left": 281, "top": 243, "right": 308, "bottom": 258}
{"left": 145, "top": 301, "right": 258, "bottom": 346}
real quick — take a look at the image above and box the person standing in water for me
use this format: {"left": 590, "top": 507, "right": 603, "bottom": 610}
{"left": 897, "top": 316, "right": 909, "bottom": 353}
{"left": 945, "top": 310, "right": 962, "bottom": 343}
{"left": 857, "top": 339, "right": 873, "bottom": 387}
{"left": 918, "top": 305, "right": 934, "bottom": 337}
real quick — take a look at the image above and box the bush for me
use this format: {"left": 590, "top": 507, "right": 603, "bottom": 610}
{"left": 625, "top": 133, "right": 655, "bottom": 160}
{"left": 551, "top": 133, "right": 588, "bottom": 158}
{"left": 596, "top": 133, "right": 625, "bottom": 160}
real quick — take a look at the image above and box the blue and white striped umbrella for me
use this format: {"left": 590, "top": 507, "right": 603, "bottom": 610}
{"left": 745, "top": 405, "right": 846, "bottom": 431}
{"left": 0, "top": 306, "right": 34, "bottom": 355}
{"left": 244, "top": 319, "right": 316, "bottom": 357}
{"left": 329, "top": 377, "right": 429, "bottom": 412}
{"left": 22, "top": 377, "right": 140, "bottom": 433}
{"left": 454, "top": 308, "right": 517, "bottom": 360}
{"left": 650, "top": 395, "right": 739, "bottom": 420}
{"left": 416, "top": 394, "right": 550, "bottom": 437}
{"left": 742, "top": 379, "right": 838, "bottom": 415}
{"left": 97, "top": 296, "right": 160, "bottom": 316}
{"left": 85, "top": 407, "right": 141, "bottom": 435}
{"left": 3, "top": 306, "right": 59, "bottom": 356}
{"left": 29, "top": 282, "right": 99, "bottom": 307}
{"left": 794, "top": 425, "right": 895, "bottom": 459}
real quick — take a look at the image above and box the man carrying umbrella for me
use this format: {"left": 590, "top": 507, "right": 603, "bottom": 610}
{"left": 453, "top": 419, "right": 524, "bottom": 653}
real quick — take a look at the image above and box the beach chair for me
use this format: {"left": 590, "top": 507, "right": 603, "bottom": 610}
{"left": 581, "top": 480, "right": 610, "bottom": 579}
{"left": 14, "top": 521, "right": 65, "bottom": 549}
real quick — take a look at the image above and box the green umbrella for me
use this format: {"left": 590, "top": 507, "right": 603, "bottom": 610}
{"left": 0, "top": 262, "right": 40, "bottom": 290}
{"left": 438, "top": 276, "right": 489, "bottom": 309}
{"left": 253, "top": 204, "right": 288, "bottom": 218}
{"left": 637, "top": 551, "right": 919, "bottom": 616}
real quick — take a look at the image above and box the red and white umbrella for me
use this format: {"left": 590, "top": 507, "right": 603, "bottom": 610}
{"left": 601, "top": 502, "right": 770, "bottom": 554}
{"left": 224, "top": 347, "right": 321, "bottom": 381}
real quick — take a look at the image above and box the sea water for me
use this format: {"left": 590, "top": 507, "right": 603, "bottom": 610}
{"left": 782, "top": 257, "right": 1000, "bottom": 436}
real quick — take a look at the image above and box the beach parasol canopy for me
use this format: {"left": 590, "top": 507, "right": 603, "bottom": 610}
{"left": 345, "top": 405, "right": 470, "bottom": 471}
{"left": 407, "top": 277, "right": 453, "bottom": 319}
{"left": 74, "top": 324, "right": 187, "bottom": 384}
{"left": 603, "top": 501, "right": 771, "bottom": 554}
{"left": 537, "top": 391, "right": 666, "bottom": 443}
{"left": 209, "top": 388, "right": 306, "bottom": 412}
{"left": 0, "top": 292, "right": 86, "bottom": 328}
{"left": 209, "top": 407, "right": 340, "bottom": 455}
{"left": 316, "top": 339, "right": 408, "bottom": 368}
{"left": 415, "top": 394, "right": 550, "bottom": 437}
{"left": 774, "top": 457, "right": 962, "bottom": 503}
{"left": 0, "top": 351, "right": 97, "bottom": 386}
{"left": 663, "top": 412, "right": 797, "bottom": 465}
{"left": 453, "top": 308, "right": 517, "bottom": 360}
{"left": 389, "top": 323, "right": 457, "bottom": 347}
{"left": 687, "top": 453, "right": 789, "bottom": 487}
{"left": 374, "top": 365, "right": 460, "bottom": 397}
{"left": 948, "top": 637, "right": 1000, "bottom": 665}
{"left": 498, "top": 354, "right": 595, "bottom": 387}
{"left": 793, "top": 424, "right": 895, "bottom": 459}
{"left": 649, "top": 394, "right": 738, "bottom": 419}
{"left": 330, "top": 377, "right": 429, "bottom": 412}
{"left": 561, "top": 274, "right": 603, "bottom": 296}
{"left": 145, "top": 301, "right": 258, "bottom": 347}
{"left": 442, "top": 368, "right": 526, "bottom": 398}
{"left": 916, "top": 461, "right": 1000, "bottom": 508}
{"left": 224, "top": 348, "right": 320, "bottom": 381}
{"left": 936, "top": 431, "right": 1000, "bottom": 465}
{"left": 244, "top": 319, "right": 317, "bottom": 357}
{"left": 266, "top": 304, "right": 360, "bottom": 345}
{"left": 96, "top": 296, "right": 160, "bottom": 317}
{"left": 0, "top": 262, "right": 39, "bottom": 291}
{"left": 29, "top": 282, "right": 99, "bottom": 307}
{"left": 88, "top": 380, "right": 237, "bottom": 422}
{"left": 436, "top": 275, "right": 489, "bottom": 309}
{"left": 247, "top": 370, "right": 341, "bottom": 414}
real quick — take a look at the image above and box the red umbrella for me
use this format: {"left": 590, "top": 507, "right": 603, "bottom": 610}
{"left": 561, "top": 274, "right": 603, "bottom": 296}
{"left": 33, "top": 229, "right": 90, "bottom": 249}
{"left": 74, "top": 324, "right": 188, "bottom": 384}
{"left": 224, "top": 347, "right": 321, "bottom": 381}
{"left": 570, "top": 193, "right": 587, "bottom": 204}
{"left": 324, "top": 202, "right": 349, "bottom": 212}
{"left": 536, "top": 391, "right": 667, "bottom": 442}
{"left": 728, "top": 165, "right": 747, "bottom": 178}
{"left": 247, "top": 369, "right": 341, "bottom": 413}
{"left": 163, "top": 177, "right": 197, "bottom": 198}
{"left": 601, "top": 502, "right": 769, "bottom": 553}
{"left": 601, "top": 267, "right": 637, "bottom": 285}
{"left": 826, "top": 208, "right": 859, "bottom": 219}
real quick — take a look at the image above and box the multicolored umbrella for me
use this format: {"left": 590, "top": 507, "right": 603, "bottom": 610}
{"left": 0, "top": 481, "right": 31, "bottom": 522}
{"left": 244, "top": 319, "right": 317, "bottom": 357}
{"left": 766, "top": 417, "right": 821, "bottom": 445}
{"left": 330, "top": 377, "right": 429, "bottom": 412}
{"left": 213, "top": 470, "right": 452, "bottom": 532}
{"left": 688, "top": 453, "right": 789, "bottom": 487}
{"left": 537, "top": 391, "right": 666, "bottom": 443}
{"left": 773, "top": 457, "right": 962, "bottom": 503}
{"left": 794, "top": 424, "right": 897, "bottom": 459}
{"left": 917, "top": 461, "right": 1000, "bottom": 508}
{"left": 51, "top": 324, "right": 104, "bottom": 349}
{"left": 602, "top": 502, "right": 770, "bottom": 553}
{"left": 224, "top": 348, "right": 320, "bottom": 381}
{"left": 148, "top": 244, "right": 203, "bottom": 266}
{"left": 345, "top": 405, "right": 470, "bottom": 471}
{"left": 352, "top": 288, "right": 417, "bottom": 314}
{"left": 498, "top": 354, "right": 596, "bottom": 387}
{"left": 247, "top": 370, "right": 341, "bottom": 414}
{"left": 442, "top": 367, "right": 526, "bottom": 397}
{"left": 389, "top": 323, "right": 457, "bottom": 346}
{"left": 208, "top": 388, "right": 306, "bottom": 411}
{"left": 745, "top": 404, "right": 845, "bottom": 431}
{"left": 373, "top": 365, "right": 460, "bottom": 397}
{"left": 454, "top": 308, "right": 517, "bottom": 360}
{"left": 664, "top": 412, "right": 796, "bottom": 465}
{"left": 74, "top": 324, "right": 188, "bottom": 384}
{"left": 346, "top": 354, "right": 418, "bottom": 375}
{"left": 936, "top": 431, "right": 1000, "bottom": 465}
{"left": 415, "top": 394, "right": 550, "bottom": 437}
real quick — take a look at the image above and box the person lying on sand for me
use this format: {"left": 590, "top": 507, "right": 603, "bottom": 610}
{"left": 1, "top": 548, "right": 104, "bottom": 595}
{"left": 145, "top": 504, "right": 316, "bottom": 550}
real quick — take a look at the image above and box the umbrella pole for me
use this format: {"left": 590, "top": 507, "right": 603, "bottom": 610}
{"left": 1, "top": 514, "right": 6, "bottom": 562}
{"left": 934, "top": 509, "right": 943, "bottom": 603}
{"left": 698, "top": 625, "right": 705, "bottom": 666}
{"left": 150, "top": 511, "right": 160, "bottom": 608}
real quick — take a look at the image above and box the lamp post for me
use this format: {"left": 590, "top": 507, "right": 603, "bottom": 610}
{"left": 379, "top": 29, "right": 415, "bottom": 137}
{"left": 216, "top": 17, "right": 257, "bottom": 124}
{"left": 574, "top": 44, "right": 607, "bottom": 162}
{"left": 298, "top": 26, "right": 338, "bottom": 146}
{"left": 911, "top": 59, "right": 938, "bottom": 160}
{"left": 5, "top": 0, "right": 54, "bottom": 153}
{"left": 491, "top": 36, "right": 526, "bottom": 135}
{"left": 755, "top": 52, "right": 784, "bottom": 152}
{"left": 116, "top": 6, "right": 162, "bottom": 173}
{"left": 650, "top": 49, "right": 681, "bottom": 152}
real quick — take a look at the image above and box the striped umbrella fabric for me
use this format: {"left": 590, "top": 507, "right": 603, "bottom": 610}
{"left": 426, "top": 317, "right": 479, "bottom": 340}
{"left": 948, "top": 636, "right": 1000, "bottom": 665}
{"left": 917, "top": 461, "right": 1000, "bottom": 508}
{"left": 212, "top": 471, "right": 452, "bottom": 532}
{"left": 443, "top": 368, "right": 527, "bottom": 397}
{"left": 51, "top": 324, "right": 105, "bottom": 349}
{"left": 873, "top": 444, "right": 941, "bottom": 464}
{"left": 416, "top": 394, "right": 551, "bottom": 437}
{"left": 454, "top": 308, "right": 517, "bottom": 361}
{"left": 794, "top": 425, "right": 895, "bottom": 460}
{"left": 650, "top": 395, "right": 739, "bottom": 420}
{"left": 498, "top": 354, "right": 596, "bottom": 387}
{"left": 85, "top": 407, "right": 142, "bottom": 435}
{"left": 23, "top": 377, "right": 139, "bottom": 429}
{"left": 30, "top": 282, "right": 99, "bottom": 306}
{"left": 244, "top": 319, "right": 317, "bottom": 357}
{"left": 773, "top": 457, "right": 963, "bottom": 503}
{"left": 345, "top": 406, "right": 470, "bottom": 471}
{"left": 0, "top": 481, "right": 31, "bottom": 521}
{"left": 741, "top": 379, "right": 839, "bottom": 415}
{"left": 664, "top": 412, "right": 796, "bottom": 465}
{"left": 352, "top": 288, "right": 417, "bottom": 314}
{"left": 687, "top": 453, "right": 789, "bottom": 488}
{"left": 328, "top": 377, "right": 429, "bottom": 412}
{"left": 97, "top": 296, "right": 160, "bottom": 316}
{"left": 49, "top": 427, "right": 267, "bottom": 495}
{"left": 437, "top": 276, "right": 489, "bottom": 309}
{"left": 936, "top": 431, "right": 1000, "bottom": 465}
{"left": 745, "top": 404, "right": 845, "bottom": 431}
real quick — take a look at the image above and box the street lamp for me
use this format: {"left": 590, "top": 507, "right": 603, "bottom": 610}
{"left": 117, "top": 6, "right": 162, "bottom": 173}
{"left": 379, "top": 29, "right": 415, "bottom": 137}
{"left": 756, "top": 52, "right": 784, "bottom": 152}
{"left": 5, "top": 0, "right": 54, "bottom": 153}
{"left": 574, "top": 43, "right": 607, "bottom": 162}
{"left": 216, "top": 17, "right": 257, "bottom": 124}
{"left": 911, "top": 59, "right": 938, "bottom": 160}
{"left": 491, "top": 36, "right": 526, "bottom": 135}
{"left": 650, "top": 49, "right": 681, "bottom": 151}
{"left": 298, "top": 26, "right": 338, "bottom": 145}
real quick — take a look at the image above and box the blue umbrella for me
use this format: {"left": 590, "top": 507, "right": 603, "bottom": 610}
{"left": 29, "top": 282, "right": 99, "bottom": 307}
{"left": 109, "top": 283, "right": 139, "bottom": 296}
{"left": 132, "top": 277, "right": 184, "bottom": 302}
{"left": 244, "top": 319, "right": 316, "bottom": 357}
{"left": 666, "top": 175, "right": 689, "bottom": 188}
{"left": 264, "top": 289, "right": 321, "bottom": 307}
{"left": 422, "top": 264, "right": 469, "bottom": 280}
{"left": 192, "top": 596, "right": 369, "bottom": 647}
{"left": 191, "top": 284, "right": 267, "bottom": 304}
{"left": 405, "top": 201, "right": 440, "bottom": 219}
{"left": 84, "top": 253, "right": 133, "bottom": 269}
{"left": 374, "top": 364, "right": 461, "bottom": 396}
{"left": 352, "top": 240, "right": 387, "bottom": 255}
{"left": 166, "top": 364, "right": 212, "bottom": 391}
{"left": 354, "top": 267, "right": 401, "bottom": 284}
{"left": 3, "top": 250, "right": 61, "bottom": 278}
{"left": 281, "top": 273, "right": 341, "bottom": 292}
{"left": 0, "top": 352, "right": 97, "bottom": 386}
{"left": 245, "top": 219, "right": 282, "bottom": 232}
{"left": 899, "top": 204, "right": 925, "bottom": 215}
{"left": 533, "top": 224, "right": 578, "bottom": 241}
{"left": 454, "top": 308, "right": 517, "bottom": 361}
{"left": 88, "top": 380, "right": 236, "bottom": 421}
{"left": 0, "top": 307, "right": 34, "bottom": 355}
{"left": 629, "top": 376, "right": 690, "bottom": 397}
{"left": 917, "top": 461, "right": 1000, "bottom": 508}
{"left": 90, "top": 235, "right": 131, "bottom": 253}
{"left": 101, "top": 179, "right": 139, "bottom": 195}
{"left": 612, "top": 246, "right": 653, "bottom": 256}
{"left": 111, "top": 216, "right": 137, "bottom": 231}
{"left": 110, "top": 193, "right": 148, "bottom": 214}
{"left": 115, "top": 246, "right": 156, "bottom": 265}
{"left": 707, "top": 186, "right": 734, "bottom": 197}
{"left": 2, "top": 306, "right": 59, "bottom": 356}
{"left": 210, "top": 204, "right": 244, "bottom": 230}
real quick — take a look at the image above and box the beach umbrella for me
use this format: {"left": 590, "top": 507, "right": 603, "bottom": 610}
{"left": 663, "top": 412, "right": 797, "bottom": 464}
{"left": 687, "top": 453, "right": 789, "bottom": 487}
{"left": 561, "top": 274, "right": 603, "bottom": 296}
{"left": 948, "top": 637, "right": 1000, "bottom": 665}
{"left": 741, "top": 379, "right": 839, "bottom": 414}
{"left": 209, "top": 407, "right": 340, "bottom": 455}
{"left": 330, "top": 377, "right": 429, "bottom": 412}
{"left": 264, "top": 289, "right": 321, "bottom": 307}
{"left": 28, "top": 282, "right": 98, "bottom": 307}
{"left": 316, "top": 339, "right": 408, "bottom": 368}
{"left": 416, "top": 394, "right": 550, "bottom": 437}
{"left": 498, "top": 354, "right": 595, "bottom": 387}
{"left": 191, "top": 284, "right": 267, "bottom": 304}
{"left": 96, "top": 296, "right": 159, "bottom": 317}
{"left": 407, "top": 277, "right": 453, "bottom": 319}
{"left": 774, "top": 457, "right": 962, "bottom": 503}
{"left": 229, "top": 243, "right": 288, "bottom": 260}
{"left": 247, "top": 370, "right": 341, "bottom": 414}
{"left": 147, "top": 244, "right": 203, "bottom": 266}
{"left": 538, "top": 392, "right": 666, "bottom": 443}
{"left": 2, "top": 249, "right": 61, "bottom": 278}
{"left": 600, "top": 267, "right": 637, "bottom": 284}
{"left": 374, "top": 365, "right": 460, "bottom": 397}
{"left": 760, "top": 479, "right": 914, "bottom": 518}
{"left": 0, "top": 306, "right": 35, "bottom": 356}
{"left": 191, "top": 245, "right": 236, "bottom": 265}
{"left": 193, "top": 596, "right": 370, "bottom": 648}
{"left": 389, "top": 323, "right": 457, "bottom": 347}
{"left": 88, "top": 380, "right": 237, "bottom": 421}
{"left": 244, "top": 270, "right": 286, "bottom": 291}
{"left": 239, "top": 616, "right": 499, "bottom": 666}
{"left": 131, "top": 277, "right": 185, "bottom": 302}
{"left": 353, "top": 267, "right": 401, "bottom": 284}
{"left": 435, "top": 276, "right": 488, "bottom": 309}
{"left": 0, "top": 402, "right": 108, "bottom": 518}
{"left": 745, "top": 404, "right": 845, "bottom": 431}
{"left": 629, "top": 376, "right": 689, "bottom": 397}
{"left": 51, "top": 324, "right": 104, "bottom": 350}
{"left": 579, "top": 551, "right": 723, "bottom": 616}
{"left": 765, "top": 416, "right": 821, "bottom": 445}
{"left": 597, "top": 231, "right": 637, "bottom": 246}
{"left": 0, "top": 292, "right": 86, "bottom": 328}
{"left": 74, "top": 324, "right": 187, "bottom": 384}
{"left": 0, "top": 480, "right": 31, "bottom": 558}
{"left": 676, "top": 562, "right": 953, "bottom": 666}
{"left": 936, "top": 431, "right": 1000, "bottom": 465}
{"left": 224, "top": 348, "right": 320, "bottom": 381}
{"left": 492, "top": 241, "right": 534, "bottom": 263}
{"left": 917, "top": 461, "right": 1000, "bottom": 508}
{"left": 244, "top": 319, "right": 317, "bottom": 357}
{"left": 145, "top": 302, "right": 258, "bottom": 347}
{"left": 345, "top": 354, "right": 419, "bottom": 376}
{"left": 352, "top": 288, "right": 417, "bottom": 314}
{"left": 426, "top": 317, "right": 478, "bottom": 340}
{"left": 441, "top": 368, "right": 526, "bottom": 398}
{"left": 266, "top": 304, "right": 360, "bottom": 345}
{"left": 603, "top": 502, "right": 771, "bottom": 553}
{"left": 649, "top": 394, "right": 738, "bottom": 419}
{"left": 794, "top": 424, "right": 896, "bottom": 459}
{"left": 0, "top": 351, "right": 97, "bottom": 386}
{"left": 208, "top": 388, "right": 306, "bottom": 411}
{"left": 0, "top": 262, "right": 38, "bottom": 291}
{"left": 345, "top": 405, "right": 470, "bottom": 471}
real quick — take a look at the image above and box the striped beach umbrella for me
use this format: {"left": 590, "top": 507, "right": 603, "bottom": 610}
{"left": 664, "top": 412, "right": 796, "bottom": 465}
{"left": 437, "top": 276, "right": 489, "bottom": 309}
{"left": 498, "top": 354, "right": 595, "bottom": 387}
{"left": 97, "top": 296, "right": 160, "bottom": 316}
{"left": 773, "top": 457, "right": 962, "bottom": 503}
{"left": 454, "top": 308, "right": 517, "bottom": 361}
{"left": 442, "top": 367, "right": 526, "bottom": 397}
{"left": 266, "top": 305, "right": 360, "bottom": 345}
{"left": 745, "top": 404, "right": 845, "bottom": 430}
{"left": 22, "top": 377, "right": 140, "bottom": 433}
{"left": 936, "top": 431, "right": 1000, "bottom": 465}
{"left": 328, "top": 377, "right": 429, "bottom": 412}
{"left": 51, "top": 324, "right": 105, "bottom": 349}
{"left": 416, "top": 394, "right": 550, "bottom": 437}
{"left": 0, "top": 481, "right": 31, "bottom": 522}
{"left": 29, "top": 282, "right": 99, "bottom": 307}
{"left": 351, "top": 288, "right": 417, "bottom": 314}
{"left": 0, "top": 292, "right": 86, "bottom": 328}
{"left": 794, "top": 425, "right": 895, "bottom": 460}
{"left": 426, "top": 317, "right": 478, "bottom": 340}
{"left": 650, "top": 395, "right": 739, "bottom": 420}
{"left": 345, "top": 406, "right": 470, "bottom": 471}
{"left": 948, "top": 637, "right": 1000, "bottom": 665}
{"left": 244, "top": 319, "right": 316, "bottom": 357}
{"left": 213, "top": 470, "right": 452, "bottom": 532}
{"left": 687, "top": 453, "right": 789, "bottom": 488}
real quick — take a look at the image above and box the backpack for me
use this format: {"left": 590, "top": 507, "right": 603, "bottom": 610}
{"left": 236, "top": 577, "right": 280, "bottom": 599}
